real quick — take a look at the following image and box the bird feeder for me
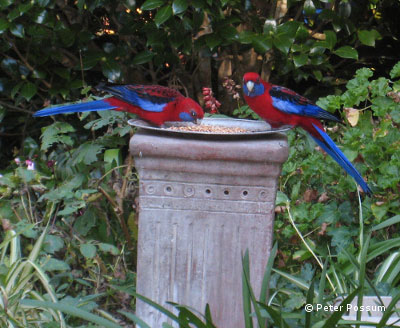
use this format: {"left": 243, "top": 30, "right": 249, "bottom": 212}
{"left": 129, "top": 118, "right": 289, "bottom": 327}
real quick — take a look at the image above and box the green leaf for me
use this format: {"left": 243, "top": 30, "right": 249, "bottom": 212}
{"left": 20, "top": 82, "right": 37, "bottom": 101}
{"left": 313, "top": 70, "right": 323, "bottom": 81}
{"left": 80, "top": 243, "right": 97, "bottom": 258}
{"left": 273, "top": 22, "right": 298, "bottom": 55}
{"left": 172, "top": 0, "right": 187, "bottom": 14}
{"left": 58, "top": 29, "right": 75, "bottom": 47}
{"left": 133, "top": 50, "right": 155, "bottom": 65}
{"left": 219, "top": 26, "right": 238, "bottom": 41}
{"left": 40, "top": 121, "right": 76, "bottom": 150}
{"left": 10, "top": 23, "right": 24, "bottom": 38}
{"left": 0, "top": 18, "right": 9, "bottom": 33}
{"left": 371, "top": 202, "right": 389, "bottom": 221}
{"left": 390, "top": 62, "right": 400, "bottom": 79}
{"left": 0, "top": 0, "right": 12, "bottom": 9}
{"left": 71, "top": 142, "right": 104, "bottom": 165}
{"left": 141, "top": 0, "right": 165, "bottom": 10}
{"left": 18, "top": 2, "right": 32, "bottom": 14}
{"left": 101, "top": 58, "right": 121, "bottom": 81}
{"left": 57, "top": 200, "right": 86, "bottom": 215}
{"left": 357, "top": 29, "right": 381, "bottom": 47}
{"left": 16, "top": 167, "right": 35, "bottom": 182}
{"left": 81, "top": 52, "right": 102, "bottom": 70}
{"left": 204, "top": 34, "right": 221, "bottom": 51}
{"left": 74, "top": 207, "right": 97, "bottom": 236}
{"left": 303, "top": 0, "right": 315, "bottom": 16}
{"left": 154, "top": 5, "right": 172, "bottom": 27}
{"left": 252, "top": 35, "right": 272, "bottom": 53}
{"left": 275, "top": 191, "right": 289, "bottom": 205}
{"left": 334, "top": 46, "right": 358, "bottom": 60}
{"left": 293, "top": 53, "right": 308, "bottom": 67}
{"left": 44, "top": 235, "right": 65, "bottom": 254}
{"left": 0, "top": 107, "right": 5, "bottom": 123}
{"left": 324, "top": 30, "right": 337, "bottom": 50}
{"left": 238, "top": 30, "right": 254, "bottom": 44}
{"left": 104, "top": 148, "right": 122, "bottom": 174}
{"left": 42, "top": 258, "right": 70, "bottom": 271}
{"left": 99, "top": 243, "right": 119, "bottom": 255}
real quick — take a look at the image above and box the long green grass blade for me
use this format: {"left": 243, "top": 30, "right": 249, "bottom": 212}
{"left": 321, "top": 288, "right": 360, "bottom": 328}
{"left": 376, "top": 252, "right": 400, "bottom": 283}
{"left": 272, "top": 268, "right": 317, "bottom": 296}
{"left": 242, "top": 250, "right": 254, "bottom": 328}
{"left": 305, "top": 277, "right": 315, "bottom": 328}
{"left": 119, "top": 310, "right": 151, "bottom": 328}
{"left": 204, "top": 304, "right": 215, "bottom": 326}
{"left": 372, "top": 215, "right": 400, "bottom": 231}
{"left": 132, "top": 291, "right": 187, "bottom": 327}
{"left": 317, "top": 259, "right": 328, "bottom": 305}
{"left": 259, "top": 242, "right": 277, "bottom": 305}
{"left": 20, "top": 299, "right": 122, "bottom": 328}
{"left": 356, "top": 234, "right": 370, "bottom": 325}
{"left": 258, "top": 303, "right": 291, "bottom": 328}
{"left": 20, "top": 224, "right": 49, "bottom": 282}
{"left": 376, "top": 292, "right": 400, "bottom": 328}
{"left": 242, "top": 250, "right": 265, "bottom": 328}
{"left": 368, "top": 237, "right": 400, "bottom": 261}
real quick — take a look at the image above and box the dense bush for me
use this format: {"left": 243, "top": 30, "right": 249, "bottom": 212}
{"left": 1, "top": 0, "right": 400, "bottom": 326}
{"left": 1, "top": 0, "right": 400, "bottom": 164}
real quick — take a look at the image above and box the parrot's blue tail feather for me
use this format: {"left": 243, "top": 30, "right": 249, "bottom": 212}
{"left": 33, "top": 99, "right": 117, "bottom": 117}
{"left": 312, "top": 124, "right": 372, "bottom": 196}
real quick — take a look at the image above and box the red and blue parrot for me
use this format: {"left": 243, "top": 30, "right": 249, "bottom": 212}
{"left": 243, "top": 72, "right": 372, "bottom": 196}
{"left": 33, "top": 84, "right": 204, "bottom": 126}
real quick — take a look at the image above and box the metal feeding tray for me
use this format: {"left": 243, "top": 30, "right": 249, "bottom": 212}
{"left": 128, "top": 117, "right": 291, "bottom": 138}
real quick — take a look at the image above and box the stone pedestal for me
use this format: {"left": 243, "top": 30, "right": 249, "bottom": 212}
{"left": 130, "top": 130, "right": 288, "bottom": 327}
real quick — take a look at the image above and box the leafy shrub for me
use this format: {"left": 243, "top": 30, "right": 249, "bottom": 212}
{"left": 275, "top": 62, "right": 400, "bottom": 280}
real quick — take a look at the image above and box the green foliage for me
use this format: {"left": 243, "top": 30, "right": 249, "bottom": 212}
{"left": 0, "top": 224, "right": 67, "bottom": 327}
{"left": 275, "top": 63, "right": 400, "bottom": 270}
{"left": 1, "top": 0, "right": 400, "bottom": 325}
{"left": 0, "top": 108, "right": 137, "bottom": 326}
{"left": 1, "top": 0, "right": 399, "bottom": 165}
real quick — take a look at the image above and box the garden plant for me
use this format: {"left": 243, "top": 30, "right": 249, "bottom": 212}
{"left": 1, "top": 0, "right": 400, "bottom": 326}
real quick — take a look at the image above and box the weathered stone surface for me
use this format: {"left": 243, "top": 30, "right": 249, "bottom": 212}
{"left": 130, "top": 130, "right": 289, "bottom": 327}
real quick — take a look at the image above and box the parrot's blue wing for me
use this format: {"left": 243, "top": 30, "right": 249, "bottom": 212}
{"left": 312, "top": 123, "right": 372, "bottom": 195}
{"left": 270, "top": 86, "right": 341, "bottom": 123}
{"left": 98, "top": 84, "right": 182, "bottom": 112}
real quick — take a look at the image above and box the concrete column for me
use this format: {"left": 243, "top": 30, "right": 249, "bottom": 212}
{"left": 130, "top": 129, "right": 289, "bottom": 327}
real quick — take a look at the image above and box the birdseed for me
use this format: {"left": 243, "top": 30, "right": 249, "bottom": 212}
{"left": 167, "top": 125, "right": 249, "bottom": 134}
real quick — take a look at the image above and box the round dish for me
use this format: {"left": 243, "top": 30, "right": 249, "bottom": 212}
{"left": 128, "top": 117, "right": 291, "bottom": 137}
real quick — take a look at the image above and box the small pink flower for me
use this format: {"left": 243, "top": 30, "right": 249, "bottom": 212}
{"left": 223, "top": 77, "right": 241, "bottom": 101}
{"left": 47, "top": 160, "right": 55, "bottom": 168}
{"left": 25, "top": 159, "right": 35, "bottom": 170}
{"left": 15, "top": 157, "right": 21, "bottom": 165}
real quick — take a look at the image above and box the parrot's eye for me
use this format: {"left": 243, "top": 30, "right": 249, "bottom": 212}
{"left": 191, "top": 110, "right": 197, "bottom": 117}
{"left": 256, "top": 78, "right": 260, "bottom": 83}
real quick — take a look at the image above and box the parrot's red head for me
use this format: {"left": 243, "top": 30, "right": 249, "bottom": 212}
{"left": 175, "top": 97, "right": 204, "bottom": 123}
{"left": 243, "top": 72, "right": 265, "bottom": 98}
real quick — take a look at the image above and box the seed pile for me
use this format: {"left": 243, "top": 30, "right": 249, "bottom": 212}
{"left": 167, "top": 125, "right": 249, "bottom": 134}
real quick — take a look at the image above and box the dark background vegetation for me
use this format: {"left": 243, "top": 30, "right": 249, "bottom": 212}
{"left": 1, "top": 0, "right": 400, "bottom": 326}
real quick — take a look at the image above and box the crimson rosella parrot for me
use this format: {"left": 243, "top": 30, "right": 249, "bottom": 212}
{"left": 242, "top": 72, "right": 372, "bottom": 196}
{"left": 33, "top": 84, "right": 204, "bottom": 126}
